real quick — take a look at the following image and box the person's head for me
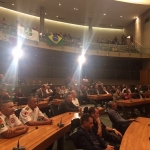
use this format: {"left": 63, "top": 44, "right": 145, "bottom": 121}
{"left": 28, "top": 96, "right": 38, "bottom": 109}
{"left": 0, "top": 100, "right": 15, "bottom": 117}
{"left": 116, "top": 88, "right": 120, "bottom": 94}
{"left": 16, "top": 87, "right": 21, "bottom": 93}
{"left": 41, "top": 84, "right": 47, "bottom": 92}
{"left": 108, "top": 101, "right": 117, "bottom": 110}
{"left": 66, "top": 93, "right": 72, "bottom": 103}
{"left": 1, "top": 86, "right": 7, "bottom": 94}
{"left": 80, "top": 114, "right": 94, "bottom": 131}
{"left": 71, "top": 90, "right": 77, "bottom": 98}
{"left": 88, "top": 107, "right": 99, "bottom": 119}
{"left": 95, "top": 84, "right": 98, "bottom": 89}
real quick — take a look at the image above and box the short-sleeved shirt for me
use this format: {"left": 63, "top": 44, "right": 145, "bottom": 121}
{"left": 19, "top": 105, "right": 44, "bottom": 124}
{"left": 0, "top": 112, "right": 21, "bottom": 134}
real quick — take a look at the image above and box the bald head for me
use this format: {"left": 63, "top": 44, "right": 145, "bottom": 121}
{"left": 71, "top": 90, "right": 77, "bottom": 98}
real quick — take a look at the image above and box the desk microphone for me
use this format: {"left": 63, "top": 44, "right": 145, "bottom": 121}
{"left": 57, "top": 117, "right": 64, "bottom": 128}
{"left": 13, "top": 126, "right": 38, "bottom": 150}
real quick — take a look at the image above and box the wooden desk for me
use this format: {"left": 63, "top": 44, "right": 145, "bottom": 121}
{"left": 116, "top": 99, "right": 150, "bottom": 118}
{"left": 50, "top": 99, "right": 64, "bottom": 106}
{"left": 120, "top": 117, "right": 150, "bottom": 150}
{"left": 88, "top": 94, "right": 112, "bottom": 100}
{"left": 14, "top": 101, "right": 50, "bottom": 109}
{"left": 88, "top": 94, "right": 112, "bottom": 107}
{"left": 116, "top": 98, "right": 150, "bottom": 107}
{"left": 0, "top": 112, "right": 79, "bottom": 150}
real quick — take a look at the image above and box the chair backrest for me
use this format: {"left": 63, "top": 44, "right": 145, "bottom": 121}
{"left": 107, "top": 110, "right": 116, "bottom": 128}
{"left": 71, "top": 118, "right": 80, "bottom": 132}
{"left": 49, "top": 103, "right": 59, "bottom": 116}
{"left": 17, "top": 97, "right": 28, "bottom": 106}
{"left": 14, "top": 108, "right": 22, "bottom": 118}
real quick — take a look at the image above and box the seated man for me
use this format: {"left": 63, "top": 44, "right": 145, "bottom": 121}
{"left": 13, "top": 87, "right": 24, "bottom": 102}
{"left": 19, "top": 96, "right": 53, "bottom": 126}
{"left": 58, "top": 93, "right": 82, "bottom": 114}
{"left": 0, "top": 100, "right": 29, "bottom": 138}
{"left": 71, "top": 114, "right": 114, "bottom": 150}
{"left": 113, "top": 89, "right": 123, "bottom": 101}
{"left": 71, "top": 90, "right": 80, "bottom": 107}
{"left": 35, "top": 84, "right": 49, "bottom": 101}
{"left": 107, "top": 101, "right": 135, "bottom": 135}
{"left": 89, "top": 107, "right": 122, "bottom": 148}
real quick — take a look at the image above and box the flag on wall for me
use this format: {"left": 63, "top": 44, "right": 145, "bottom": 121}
{"left": 17, "top": 25, "right": 39, "bottom": 42}
{"left": 46, "top": 33, "right": 64, "bottom": 46}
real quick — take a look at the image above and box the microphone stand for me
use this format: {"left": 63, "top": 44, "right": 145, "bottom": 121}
{"left": 13, "top": 126, "right": 38, "bottom": 150}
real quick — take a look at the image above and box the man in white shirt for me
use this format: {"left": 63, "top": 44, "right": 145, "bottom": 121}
{"left": 71, "top": 90, "right": 80, "bottom": 107}
{"left": 0, "top": 100, "right": 29, "bottom": 138}
{"left": 19, "top": 96, "right": 53, "bottom": 126}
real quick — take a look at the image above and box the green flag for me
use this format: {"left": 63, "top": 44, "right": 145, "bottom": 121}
{"left": 46, "top": 33, "right": 64, "bottom": 46}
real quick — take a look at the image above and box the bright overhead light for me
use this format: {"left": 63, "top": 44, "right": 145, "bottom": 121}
{"left": 59, "top": 3, "right": 61, "bottom": 6}
{"left": 12, "top": 47, "right": 23, "bottom": 59}
{"left": 111, "top": 24, "right": 112, "bottom": 26}
{"left": 74, "top": 8, "right": 78, "bottom": 10}
{"left": 56, "top": 16, "right": 58, "bottom": 18}
{"left": 120, "top": 16, "right": 123, "bottom": 17}
{"left": 12, "top": 4, "right": 14, "bottom": 5}
{"left": 45, "top": 13, "right": 47, "bottom": 15}
{"left": 78, "top": 55, "right": 85, "bottom": 65}
{"left": 103, "top": 14, "right": 106, "bottom": 15}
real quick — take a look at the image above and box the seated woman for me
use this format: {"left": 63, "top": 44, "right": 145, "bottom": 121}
{"left": 88, "top": 107, "right": 122, "bottom": 149}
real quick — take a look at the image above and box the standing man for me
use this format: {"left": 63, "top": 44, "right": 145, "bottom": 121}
{"left": 59, "top": 93, "right": 82, "bottom": 114}
{"left": 0, "top": 100, "right": 29, "bottom": 138}
{"left": 19, "top": 96, "right": 53, "bottom": 126}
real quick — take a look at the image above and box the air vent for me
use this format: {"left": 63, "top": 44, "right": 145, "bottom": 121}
{"left": 145, "top": 17, "right": 149, "bottom": 24}
{"left": 0, "top": 1, "right": 5, "bottom": 3}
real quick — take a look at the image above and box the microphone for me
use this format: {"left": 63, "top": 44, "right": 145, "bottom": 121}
{"left": 57, "top": 117, "right": 64, "bottom": 128}
{"left": 13, "top": 126, "right": 38, "bottom": 150}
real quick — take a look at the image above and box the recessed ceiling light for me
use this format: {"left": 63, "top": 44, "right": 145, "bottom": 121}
{"left": 74, "top": 8, "right": 78, "bottom": 10}
{"left": 45, "top": 13, "right": 47, "bottom": 15}
{"left": 111, "top": 24, "right": 112, "bottom": 26}
{"left": 120, "top": 16, "right": 123, "bottom": 17}
{"left": 12, "top": 4, "right": 14, "bottom": 5}
{"left": 56, "top": 16, "right": 58, "bottom": 18}
{"left": 103, "top": 14, "right": 106, "bottom": 15}
{"left": 59, "top": 3, "right": 61, "bottom": 6}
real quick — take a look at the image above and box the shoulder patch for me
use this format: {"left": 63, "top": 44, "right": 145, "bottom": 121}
{"left": 10, "top": 118, "right": 15, "bottom": 123}
{"left": 25, "top": 107, "right": 29, "bottom": 110}
{"left": 0, "top": 124, "right": 4, "bottom": 128}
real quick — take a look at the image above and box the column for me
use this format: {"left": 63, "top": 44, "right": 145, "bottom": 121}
{"left": 88, "top": 18, "right": 93, "bottom": 42}
{"left": 40, "top": 6, "right": 45, "bottom": 34}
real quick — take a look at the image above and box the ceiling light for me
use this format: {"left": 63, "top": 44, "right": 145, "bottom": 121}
{"left": 12, "top": 4, "right": 14, "bottom": 5}
{"left": 45, "top": 13, "right": 47, "bottom": 15}
{"left": 56, "top": 16, "right": 58, "bottom": 18}
{"left": 59, "top": 3, "right": 61, "bottom": 6}
{"left": 111, "top": 24, "right": 112, "bottom": 26}
{"left": 103, "top": 14, "right": 106, "bottom": 15}
{"left": 120, "top": 16, "right": 122, "bottom": 17}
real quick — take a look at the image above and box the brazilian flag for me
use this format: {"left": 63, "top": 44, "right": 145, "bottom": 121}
{"left": 46, "top": 33, "right": 64, "bottom": 46}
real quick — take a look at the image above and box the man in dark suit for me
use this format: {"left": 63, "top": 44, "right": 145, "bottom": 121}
{"left": 71, "top": 114, "right": 114, "bottom": 150}
{"left": 58, "top": 93, "right": 82, "bottom": 114}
